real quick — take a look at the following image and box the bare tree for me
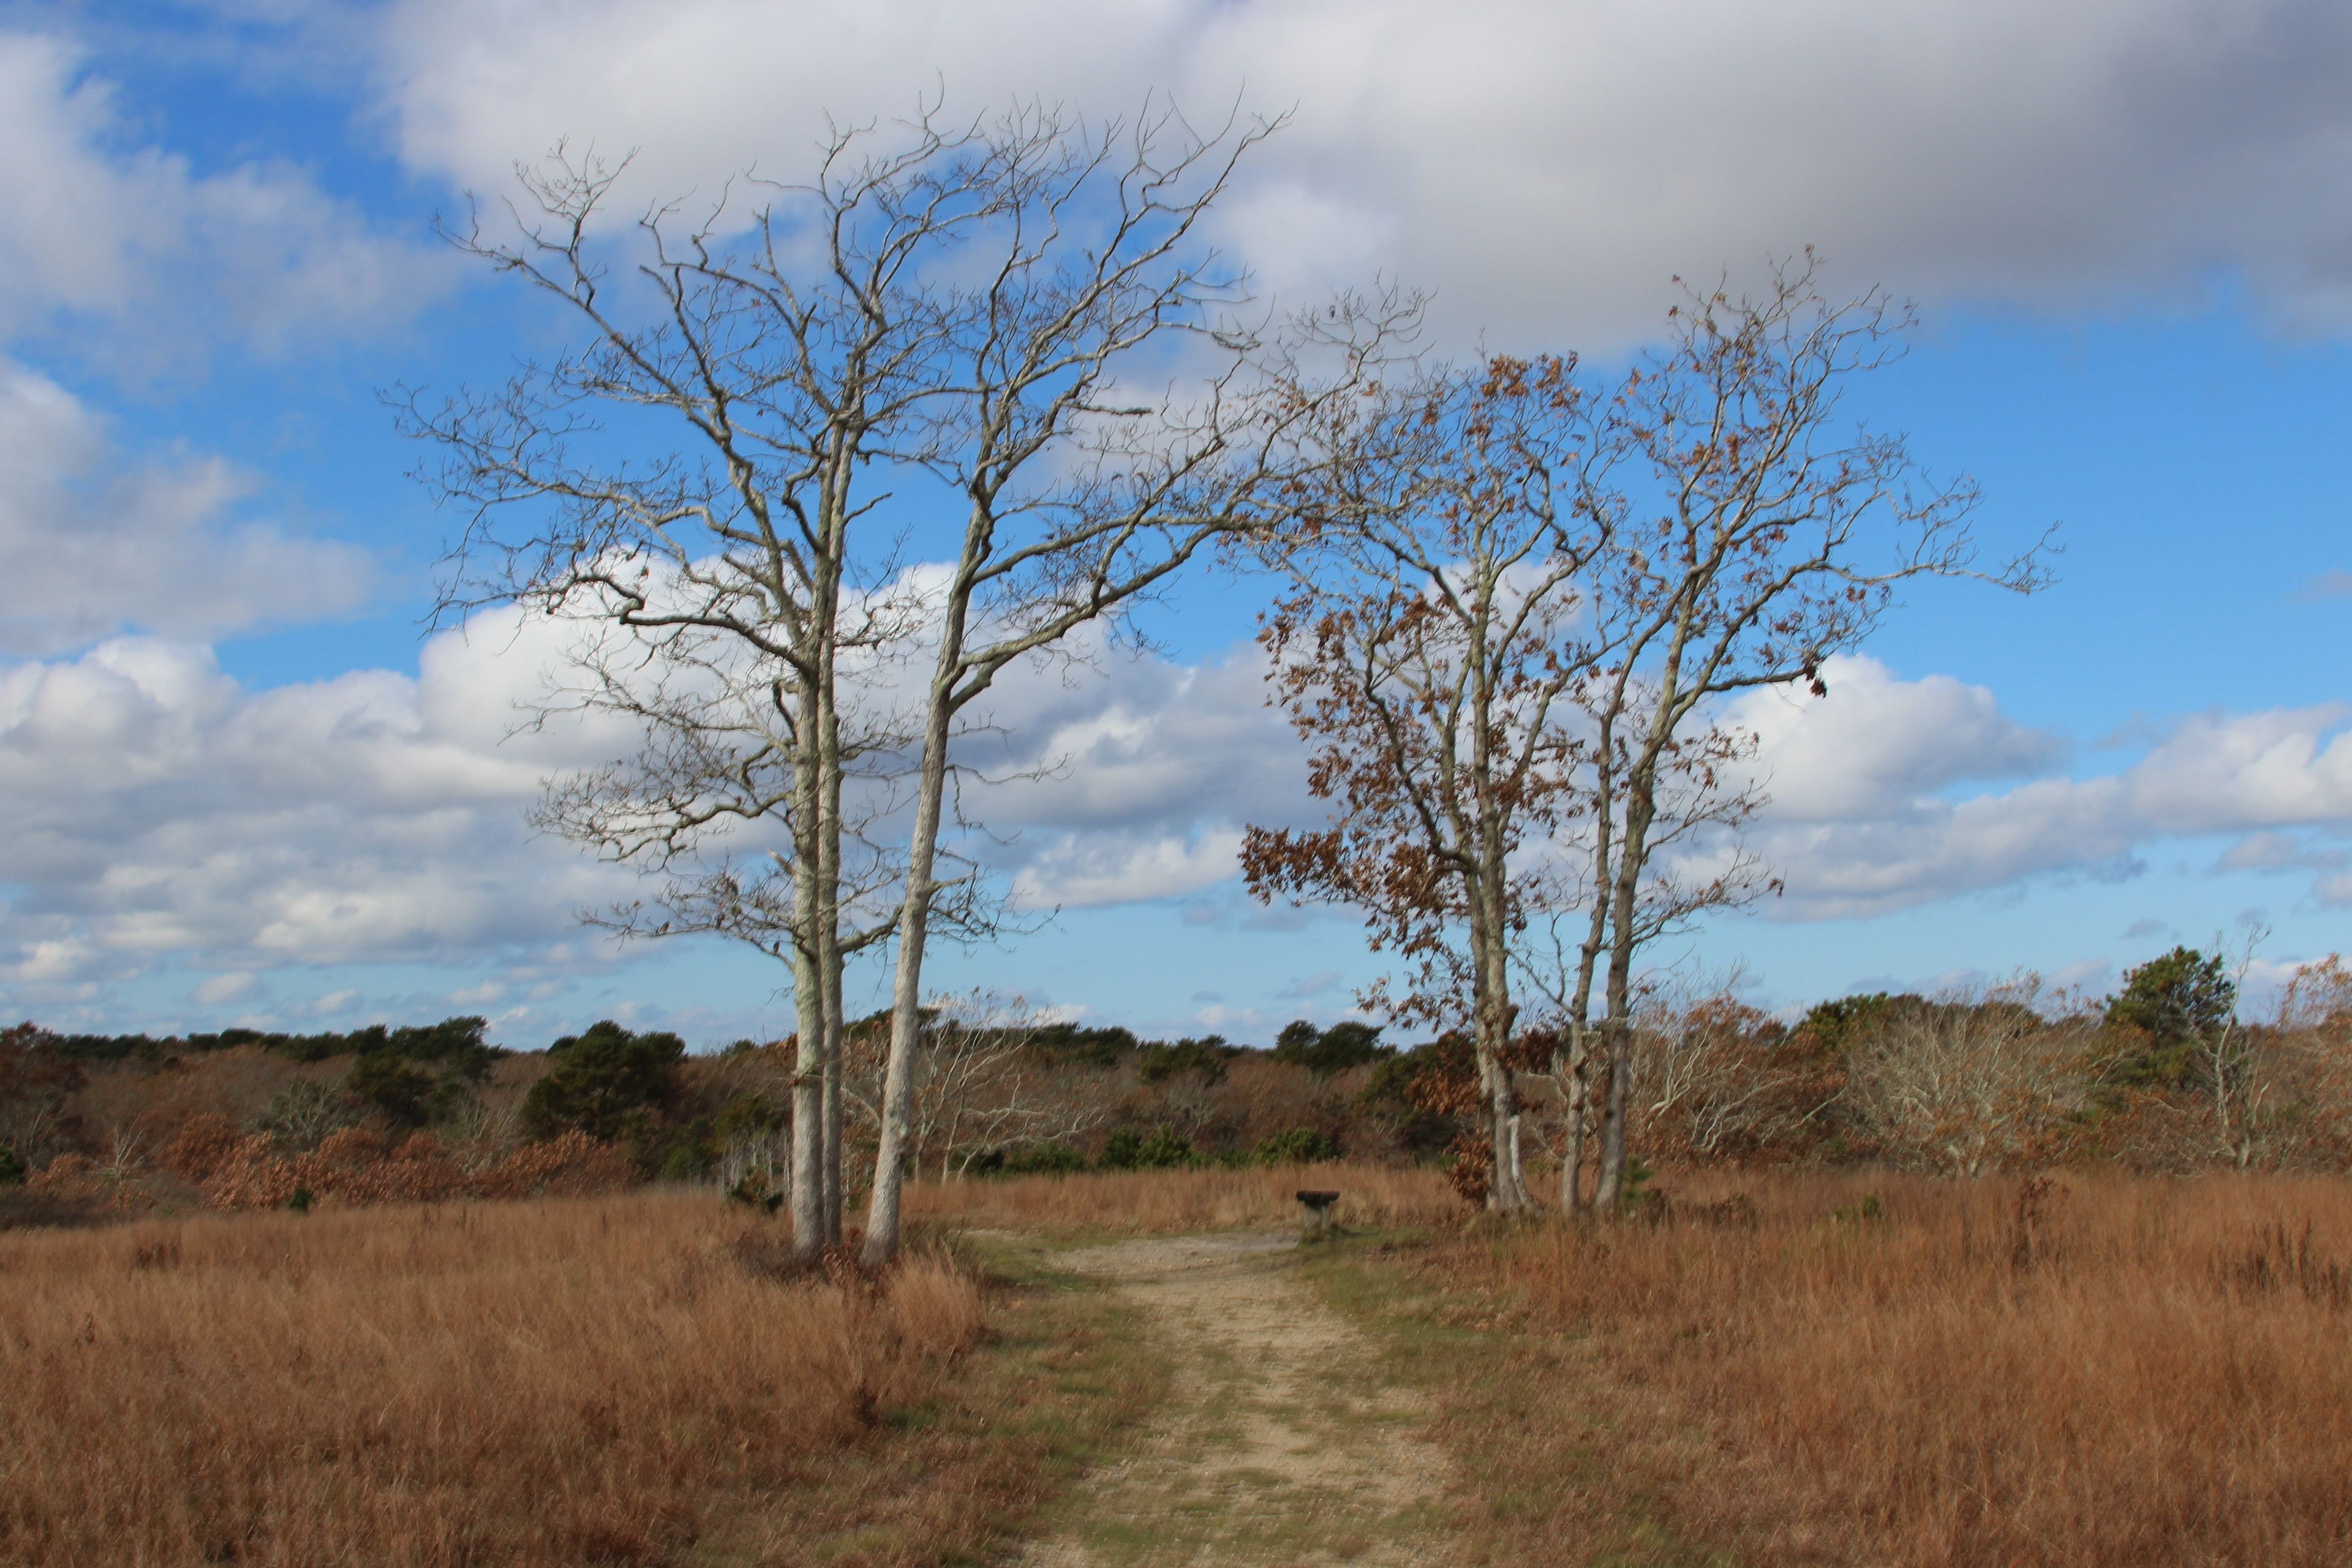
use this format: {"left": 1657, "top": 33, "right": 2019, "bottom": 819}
{"left": 404, "top": 100, "right": 1394, "bottom": 1265}
{"left": 1242, "top": 355, "right": 1608, "bottom": 1212}
{"left": 400, "top": 126, "right": 969, "bottom": 1256}
{"left": 2198, "top": 923, "right": 2270, "bottom": 1168}
{"left": 851, "top": 109, "right": 1406, "bottom": 1262}
{"left": 1844, "top": 981, "right": 2087, "bottom": 1175}
{"left": 1623, "top": 971, "right": 1837, "bottom": 1161}
{"left": 1562, "top": 257, "right": 2046, "bottom": 1208}
{"left": 845, "top": 993, "right": 1107, "bottom": 1180}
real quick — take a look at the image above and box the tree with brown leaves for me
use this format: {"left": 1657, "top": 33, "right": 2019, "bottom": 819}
{"left": 1243, "top": 355, "right": 1608, "bottom": 1211}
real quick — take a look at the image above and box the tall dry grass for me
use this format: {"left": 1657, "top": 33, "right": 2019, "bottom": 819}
{"left": 0, "top": 1191, "right": 981, "bottom": 1567}
{"left": 1471, "top": 1169, "right": 2352, "bottom": 1566}
{"left": 904, "top": 1159, "right": 1460, "bottom": 1235}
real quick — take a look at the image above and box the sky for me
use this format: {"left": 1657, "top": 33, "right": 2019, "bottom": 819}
{"left": 2, "top": 0, "right": 2350, "bottom": 1048}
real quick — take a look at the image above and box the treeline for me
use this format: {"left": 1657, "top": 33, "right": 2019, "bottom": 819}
{"left": 0, "top": 1009, "right": 1415, "bottom": 1220}
{"left": 37, "top": 1016, "right": 508, "bottom": 1066}
{"left": 10, "top": 944, "right": 2348, "bottom": 1225}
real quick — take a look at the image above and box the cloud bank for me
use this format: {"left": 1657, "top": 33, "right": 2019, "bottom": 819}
{"left": 375, "top": 0, "right": 2352, "bottom": 342}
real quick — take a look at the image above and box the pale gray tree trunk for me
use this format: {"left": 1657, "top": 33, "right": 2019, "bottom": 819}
{"left": 862, "top": 580, "right": 968, "bottom": 1264}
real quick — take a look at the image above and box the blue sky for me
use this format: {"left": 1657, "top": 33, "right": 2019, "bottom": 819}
{"left": 2, "top": 0, "right": 2349, "bottom": 1047}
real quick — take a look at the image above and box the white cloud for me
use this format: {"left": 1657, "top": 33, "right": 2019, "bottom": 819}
{"left": 7, "top": 597, "right": 2352, "bottom": 1028}
{"left": 0, "top": 31, "right": 441, "bottom": 365}
{"left": 0, "top": 359, "right": 372, "bottom": 654}
{"left": 0, "top": 616, "right": 633, "bottom": 1003}
{"left": 1696, "top": 663, "right": 2352, "bottom": 918}
{"left": 191, "top": 971, "right": 258, "bottom": 1006}
{"left": 1733, "top": 657, "right": 2064, "bottom": 823}
{"left": 374, "top": 0, "right": 2352, "bottom": 344}
{"left": 956, "top": 642, "right": 1312, "bottom": 907}
{"left": 2122, "top": 705, "right": 2352, "bottom": 831}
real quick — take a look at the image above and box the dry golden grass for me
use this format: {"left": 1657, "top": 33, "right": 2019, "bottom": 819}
{"left": 903, "top": 1159, "right": 1460, "bottom": 1235}
{"left": 1455, "top": 1169, "right": 2352, "bottom": 1566}
{"left": 0, "top": 1191, "right": 988, "bottom": 1567}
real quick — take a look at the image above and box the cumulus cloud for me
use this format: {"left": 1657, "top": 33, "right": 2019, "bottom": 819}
{"left": 967, "top": 642, "right": 2352, "bottom": 922}
{"left": 0, "top": 360, "right": 372, "bottom": 654}
{"left": 373, "top": 0, "right": 2352, "bottom": 342}
{"left": 1697, "top": 662, "right": 2352, "bottom": 918}
{"left": 7, "top": 603, "right": 2351, "bottom": 1027}
{"left": 0, "top": 617, "right": 635, "bottom": 1007}
{"left": 956, "top": 647, "right": 1311, "bottom": 908}
{"left": 0, "top": 31, "right": 441, "bottom": 365}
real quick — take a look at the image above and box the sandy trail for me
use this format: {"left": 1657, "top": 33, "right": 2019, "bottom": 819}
{"left": 1018, "top": 1233, "right": 1453, "bottom": 1568}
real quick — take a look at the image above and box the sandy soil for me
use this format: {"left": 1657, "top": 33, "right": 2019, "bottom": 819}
{"left": 1017, "top": 1233, "right": 1455, "bottom": 1567}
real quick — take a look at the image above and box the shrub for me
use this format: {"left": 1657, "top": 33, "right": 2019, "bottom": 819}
{"left": 162, "top": 1112, "right": 242, "bottom": 1181}
{"left": 1098, "top": 1126, "right": 1193, "bottom": 1170}
{"left": 1253, "top": 1127, "right": 1341, "bottom": 1165}
{"left": 344, "top": 1055, "right": 443, "bottom": 1130}
{"left": 1136, "top": 1036, "right": 1237, "bottom": 1084}
{"left": 521, "top": 1022, "right": 685, "bottom": 1142}
{"left": 999, "top": 1140, "right": 1088, "bottom": 1175}
{"left": 1271, "top": 1019, "right": 1390, "bottom": 1076}
{"left": 200, "top": 1128, "right": 636, "bottom": 1210}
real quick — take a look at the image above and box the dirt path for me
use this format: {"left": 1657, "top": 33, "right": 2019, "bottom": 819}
{"left": 1017, "top": 1234, "right": 1454, "bottom": 1568}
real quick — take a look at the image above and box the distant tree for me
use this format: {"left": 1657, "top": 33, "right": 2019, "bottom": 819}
{"left": 1791, "top": 993, "right": 1915, "bottom": 1058}
{"left": 843, "top": 995, "right": 1110, "bottom": 1180}
{"left": 257, "top": 1079, "right": 361, "bottom": 1152}
{"left": 0, "top": 1023, "right": 83, "bottom": 1178}
{"left": 2103, "top": 946, "right": 2236, "bottom": 1090}
{"left": 345, "top": 1054, "right": 441, "bottom": 1130}
{"left": 1269, "top": 1020, "right": 1390, "bottom": 1076}
{"left": 1845, "top": 979, "right": 2087, "bottom": 1175}
{"left": 522, "top": 1022, "right": 686, "bottom": 1142}
{"left": 1136, "top": 1036, "right": 1238, "bottom": 1084}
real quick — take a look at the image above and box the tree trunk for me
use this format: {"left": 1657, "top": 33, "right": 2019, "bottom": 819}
{"left": 788, "top": 940, "right": 826, "bottom": 1258}
{"left": 821, "top": 1015, "right": 843, "bottom": 1244}
{"left": 1592, "top": 1020, "right": 1633, "bottom": 1208}
{"left": 1558, "top": 1029, "right": 1588, "bottom": 1210}
{"left": 862, "top": 629, "right": 965, "bottom": 1264}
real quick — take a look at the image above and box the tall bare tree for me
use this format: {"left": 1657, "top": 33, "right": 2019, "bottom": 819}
{"left": 846, "top": 111, "right": 1407, "bottom": 1263}
{"left": 402, "top": 121, "right": 1016, "bottom": 1259}
{"left": 1561, "top": 257, "right": 2046, "bottom": 1209}
{"left": 406, "top": 102, "right": 1396, "bottom": 1265}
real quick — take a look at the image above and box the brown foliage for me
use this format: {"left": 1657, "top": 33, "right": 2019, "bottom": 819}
{"left": 160, "top": 1111, "right": 242, "bottom": 1181}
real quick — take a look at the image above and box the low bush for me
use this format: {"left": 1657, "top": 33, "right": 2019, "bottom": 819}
{"left": 1252, "top": 1126, "right": 1341, "bottom": 1165}
{"left": 1098, "top": 1126, "right": 1194, "bottom": 1170}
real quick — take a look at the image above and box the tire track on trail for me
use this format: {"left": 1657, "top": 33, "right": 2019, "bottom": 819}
{"left": 1018, "top": 1233, "right": 1455, "bottom": 1568}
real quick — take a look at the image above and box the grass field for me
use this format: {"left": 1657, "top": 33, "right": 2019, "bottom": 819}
{"left": 0, "top": 1193, "right": 1156, "bottom": 1567}
{"left": 9, "top": 1165, "right": 2351, "bottom": 1566}
{"left": 1363, "top": 1168, "right": 2352, "bottom": 1567}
